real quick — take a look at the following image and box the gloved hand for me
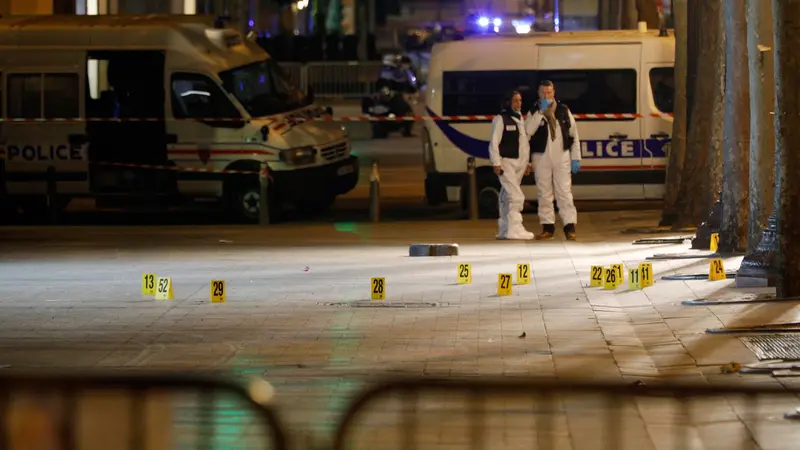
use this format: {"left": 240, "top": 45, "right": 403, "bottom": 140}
{"left": 571, "top": 160, "right": 580, "bottom": 174}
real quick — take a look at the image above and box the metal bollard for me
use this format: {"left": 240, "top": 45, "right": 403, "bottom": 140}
{"left": 467, "top": 157, "right": 479, "bottom": 221}
{"left": 369, "top": 160, "right": 380, "bottom": 223}
{"left": 258, "top": 165, "right": 270, "bottom": 225}
{"left": 46, "top": 165, "right": 58, "bottom": 224}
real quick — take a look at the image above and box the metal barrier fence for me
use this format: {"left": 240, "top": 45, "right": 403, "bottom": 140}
{"left": 280, "top": 62, "right": 384, "bottom": 99}
{"left": 332, "top": 377, "right": 800, "bottom": 450}
{"left": 0, "top": 373, "right": 287, "bottom": 450}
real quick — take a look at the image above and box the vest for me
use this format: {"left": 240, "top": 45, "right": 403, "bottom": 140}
{"left": 498, "top": 112, "right": 521, "bottom": 159}
{"left": 530, "top": 103, "right": 574, "bottom": 156}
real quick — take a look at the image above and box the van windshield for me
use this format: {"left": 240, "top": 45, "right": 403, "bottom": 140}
{"left": 219, "top": 59, "right": 309, "bottom": 117}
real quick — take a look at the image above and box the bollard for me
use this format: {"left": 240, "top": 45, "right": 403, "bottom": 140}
{"left": 46, "top": 165, "right": 58, "bottom": 224}
{"left": 258, "top": 165, "right": 270, "bottom": 225}
{"left": 467, "top": 157, "right": 479, "bottom": 221}
{"left": 369, "top": 160, "right": 380, "bottom": 222}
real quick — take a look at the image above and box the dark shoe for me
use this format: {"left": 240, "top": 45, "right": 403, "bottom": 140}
{"left": 535, "top": 224, "right": 556, "bottom": 240}
{"left": 564, "top": 223, "right": 577, "bottom": 241}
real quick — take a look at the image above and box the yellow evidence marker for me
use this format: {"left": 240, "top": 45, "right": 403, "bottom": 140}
{"left": 709, "top": 258, "right": 726, "bottom": 281}
{"left": 611, "top": 264, "right": 624, "bottom": 287}
{"left": 517, "top": 263, "right": 531, "bottom": 285}
{"left": 210, "top": 280, "right": 226, "bottom": 303}
{"left": 628, "top": 268, "right": 641, "bottom": 290}
{"left": 141, "top": 273, "right": 156, "bottom": 296}
{"left": 457, "top": 263, "right": 472, "bottom": 284}
{"left": 603, "top": 268, "right": 618, "bottom": 290}
{"left": 155, "top": 277, "right": 173, "bottom": 300}
{"left": 638, "top": 263, "right": 654, "bottom": 287}
{"left": 589, "top": 266, "right": 604, "bottom": 287}
{"left": 710, "top": 233, "right": 720, "bottom": 252}
{"left": 371, "top": 277, "right": 386, "bottom": 300}
{"left": 497, "top": 273, "right": 512, "bottom": 296}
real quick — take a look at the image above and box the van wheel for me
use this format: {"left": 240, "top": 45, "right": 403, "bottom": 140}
{"left": 228, "top": 181, "right": 279, "bottom": 224}
{"left": 464, "top": 172, "right": 501, "bottom": 219}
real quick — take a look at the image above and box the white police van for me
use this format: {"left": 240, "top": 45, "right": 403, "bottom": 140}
{"left": 422, "top": 28, "right": 675, "bottom": 217}
{"left": 0, "top": 15, "right": 358, "bottom": 222}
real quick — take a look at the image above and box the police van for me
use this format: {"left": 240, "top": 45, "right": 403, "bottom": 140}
{"left": 422, "top": 28, "right": 674, "bottom": 217}
{"left": 0, "top": 15, "right": 358, "bottom": 222}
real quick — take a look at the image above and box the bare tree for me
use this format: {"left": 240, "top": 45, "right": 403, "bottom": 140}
{"left": 659, "top": 0, "right": 687, "bottom": 227}
{"left": 773, "top": 0, "right": 800, "bottom": 297}
{"left": 719, "top": 0, "right": 750, "bottom": 253}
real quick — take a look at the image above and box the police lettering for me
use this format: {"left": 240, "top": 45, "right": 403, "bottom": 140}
{"left": 7, "top": 145, "right": 83, "bottom": 161}
{"left": 581, "top": 140, "right": 636, "bottom": 158}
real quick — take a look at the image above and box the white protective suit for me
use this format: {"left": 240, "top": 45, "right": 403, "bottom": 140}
{"left": 525, "top": 106, "right": 581, "bottom": 226}
{"left": 488, "top": 112, "right": 534, "bottom": 240}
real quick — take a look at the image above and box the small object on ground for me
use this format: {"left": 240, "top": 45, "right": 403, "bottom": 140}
{"left": 630, "top": 380, "right": 646, "bottom": 387}
{"left": 219, "top": 239, "right": 233, "bottom": 244}
{"left": 518, "top": 332, "right": 526, "bottom": 338}
{"left": 720, "top": 362, "right": 742, "bottom": 373}
{"left": 785, "top": 408, "right": 800, "bottom": 420}
{"left": 304, "top": 266, "right": 310, "bottom": 272}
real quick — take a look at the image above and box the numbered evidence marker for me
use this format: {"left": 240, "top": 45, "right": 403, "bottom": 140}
{"left": 628, "top": 268, "right": 641, "bottom": 290}
{"left": 589, "top": 266, "right": 604, "bottom": 287}
{"left": 708, "top": 258, "right": 726, "bottom": 281}
{"left": 155, "top": 276, "right": 173, "bottom": 300}
{"left": 457, "top": 263, "right": 472, "bottom": 284}
{"left": 371, "top": 277, "right": 386, "bottom": 300}
{"left": 638, "top": 263, "right": 654, "bottom": 288}
{"left": 497, "top": 273, "right": 513, "bottom": 296}
{"left": 611, "top": 264, "right": 624, "bottom": 287}
{"left": 516, "top": 263, "right": 531, "bottom": 285}
{"left": 210, "top": 280, "right": 226, "bottom": 303}
{"left": 710, "top": 233, "right": 720, "bottom": 252}
{"left": 603, "top": 268, "right": 618, "bottom": 290}
{"left": 141, "top": 273, "right": 156, "bottom": 295}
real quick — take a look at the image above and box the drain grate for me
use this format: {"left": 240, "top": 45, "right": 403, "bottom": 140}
{"left": 742, "top": 334, "right": 800, "bottom": 360}
{"left": 317, "top": 301, "right": 445, "bottom": 308}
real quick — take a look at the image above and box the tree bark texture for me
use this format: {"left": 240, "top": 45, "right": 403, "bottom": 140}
{"left": 772, "top": 0, "right": 800, "bottom": 297}
{"left": 622, "top": 0, "right": 638, "bottom": 28}
{"left": 660, "top": 0, "right": 687, "bottom": 227}
{"left": 719, "top": 0, "right": 750, "bottom": 253}
{"left": 745, "top": 0, "right": 776, "bottom": 252}
{"left": 673, "top": 0, "right": 705, "bottom": 228}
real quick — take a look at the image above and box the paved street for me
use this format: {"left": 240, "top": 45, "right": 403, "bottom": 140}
{"left": 2, "top": 210, "right": 799, "bottom": 448}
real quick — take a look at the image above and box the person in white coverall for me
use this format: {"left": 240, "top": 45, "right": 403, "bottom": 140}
{"left": 525, "top": 79, "right": 581, "bottom": 240}
{"left": 488, "top": 90, "right": 535, "bottom": 240}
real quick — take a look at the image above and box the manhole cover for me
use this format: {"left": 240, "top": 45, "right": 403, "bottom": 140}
{"left": 317, "top": 301, "right": 444, "bottom": 308}
{"left": 742, "top": 334, "right": 800, "bottom": 360}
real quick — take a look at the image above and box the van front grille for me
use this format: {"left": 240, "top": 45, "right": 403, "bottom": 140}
{"left": 319, "top": 142, "right": 348, "bottom": 161}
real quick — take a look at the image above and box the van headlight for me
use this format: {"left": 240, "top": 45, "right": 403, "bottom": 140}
{"left": 280, "top": 146, "right": 317, "bottom": 165}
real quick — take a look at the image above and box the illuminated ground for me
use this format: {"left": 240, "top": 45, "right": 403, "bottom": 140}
{"left": 2, "top": 210, "right": 797, "bottom": 448}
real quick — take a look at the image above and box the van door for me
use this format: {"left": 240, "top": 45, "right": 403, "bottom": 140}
{"left": 641, "top": 64, "right": 673, "bottom": 199}
{"left": 536, "top": 43, "right": 644, "bottom": 200}
{"left": 2, "top": 67, "right": 88, "bottom": 203}
{"left": 85, "top": 51, "right": 172, "bottom": 196}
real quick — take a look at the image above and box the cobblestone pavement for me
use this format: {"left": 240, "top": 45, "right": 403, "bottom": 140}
{"left": 2, "top": 210, "right": 798, "bottom": 449}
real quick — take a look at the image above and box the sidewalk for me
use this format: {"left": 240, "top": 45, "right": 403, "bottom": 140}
{"left": 0, "top": 209, "right": 791, "bottom": 447}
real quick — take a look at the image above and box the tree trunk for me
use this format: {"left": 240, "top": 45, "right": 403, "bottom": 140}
{"left": 635, "top": 0, "right": 660, "bottom": 29}
{"left": 673, "top": 0, "right": 708, "bottom": 228}
{"left": 719, "top": 0, "right": 750, "bottom": 253}
{"left": 744, "top": 0, "right": 776, "bottom": 252}
{"left": 659, "top": 0, "right": 687, "bottom": 227}
{"left": 773, "top": 0, "right": 800, "bottom": 298}
{"left": 622, "top": 0, "right": 638, "bottom": 28}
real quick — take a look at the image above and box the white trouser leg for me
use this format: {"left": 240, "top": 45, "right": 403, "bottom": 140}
{"left": 497, "top": 186, "right": 508, "bottom": 237}
{"left": 533, "top": 153, "right": 556, "bottom": 225}
{"left": 497, "top": 157, "right": 531, "bottom": 239}
{"left": 552, "top": 152, "right": 578, "bottom": 225}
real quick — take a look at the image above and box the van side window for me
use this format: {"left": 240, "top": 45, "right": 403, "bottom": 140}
{"left": 7, "top": 73, "right": 80, "bottom": 119}
{"left": 649, "top": 67, "right": 674, "bottom": 114}
{"left": 170, "top": 73, "right": 241, "bottom": 121}
{"left": 442, "top": 69, "right": 637, "bottom": 119}
{"left": 536, "top": 70, "right": 637, "bottom": 119}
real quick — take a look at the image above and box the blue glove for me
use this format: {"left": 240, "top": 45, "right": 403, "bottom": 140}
{"left": 571, "top": 160, "right": 580, "bottom": 174}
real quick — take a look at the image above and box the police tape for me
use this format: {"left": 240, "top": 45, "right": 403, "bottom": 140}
{"left": 91, "top": 161, "right": 268, "bottom": 176}
{"left": 0, "top": 112, "right": 674, "bottom": 123}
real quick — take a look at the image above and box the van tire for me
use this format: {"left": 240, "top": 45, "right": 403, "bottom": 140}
{"left": 227, "top": 180, "right": 279, "bottom": 224}
{"left": 461, "top": 171, "right": 501, "bottom": 218}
